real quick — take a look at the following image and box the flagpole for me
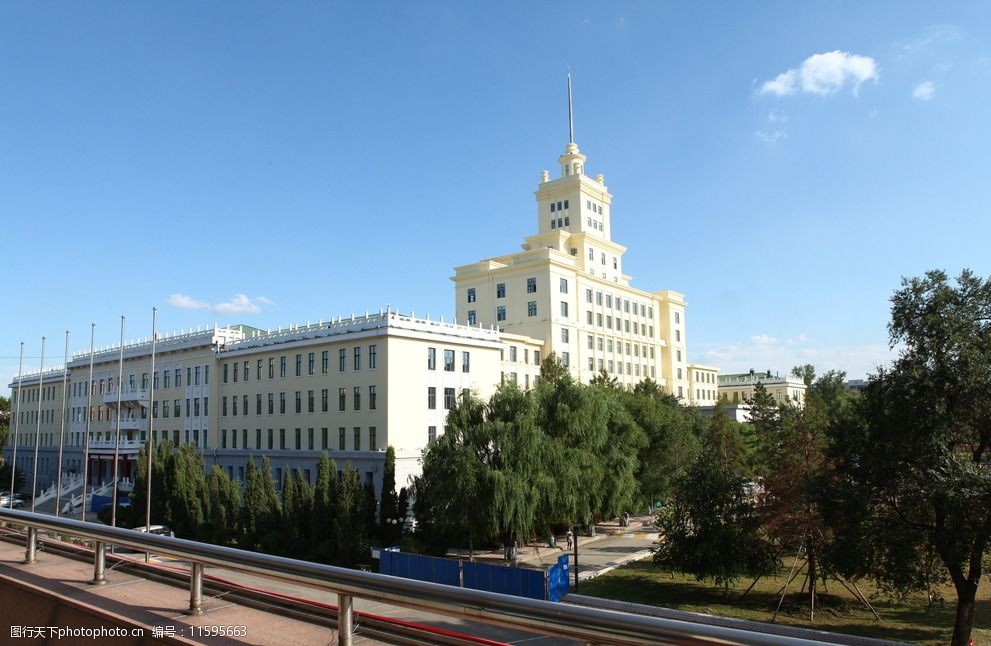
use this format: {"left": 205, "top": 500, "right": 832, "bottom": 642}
{"left": 30, "top": 336, "right": 45, "bottom": 513}
{"left": 81, "top": 324, "right": 95, "bottom": 522}
{"left": 111, "top": 316, "right": 124, "bottom": 528}
{"left": 7, "top": 343, "right": 24, "bottom": 507}
{"left": 567, "top": 68, "right": 574, "bottom": 144}
{"left": 144, "top": 307, "right": 157, "bottom": 561}
{"left": 55, "top": 330, "right": 70, "bottom": 517}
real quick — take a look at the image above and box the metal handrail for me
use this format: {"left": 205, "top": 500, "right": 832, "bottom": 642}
{"left": 0, "top": 508, "right": 834, "bottom": 646}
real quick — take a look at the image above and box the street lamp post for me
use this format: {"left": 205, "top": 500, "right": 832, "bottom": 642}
{"left": 573, "top": 524, "right": 579, "bottom": 591}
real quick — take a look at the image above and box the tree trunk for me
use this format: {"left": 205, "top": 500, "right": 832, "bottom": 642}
{"left": 950, "top": 580, "right": 977, "bottom": 646}
{"left": 808, "top": 549, "right": 817, "bottom": 622}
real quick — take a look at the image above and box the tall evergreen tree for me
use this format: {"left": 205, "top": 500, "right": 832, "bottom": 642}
{"left": 162, "top": 443, "right": 207, "bottom": 539}
{"left": 256, "top": 456, "right": 283, "bottom": 553}
{"left": 205, "top": 465, "right": 241, "bottom": 545}
{"left": 130, "top": 440, "right": 171, "bottom": 528}
{"left": 282, "top": 468, "right": 313, "bottom": 555}
{"left": 379, "top": 446, "right": 401, "bottom": 545}
{"left": 336, "top": 464, "right": 367, "bottom": 565}
{"left": 312, "top": 452, "right": 339, "bottom": 557}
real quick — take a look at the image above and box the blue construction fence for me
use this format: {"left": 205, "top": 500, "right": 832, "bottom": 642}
{"left": 379, "top": 548, "right": 570, "bottom": 602}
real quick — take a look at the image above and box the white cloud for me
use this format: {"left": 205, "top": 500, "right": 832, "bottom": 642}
{"left": 760, "top": 69, "right": 799, "bottom": 96}
{"left": 760, "top": 51, "right": 879, "bottom": 97}
{"left": 168, "top": 294, "right": 209, "bottom": 310}
{"left": 214, "top": 294, "right": 263, "bottom": 315}
{"left": 698, "top": 333, "right": 894, "bottom": 381}
{"left": 767, "top": 110, "right": 788, "bottom": 123}
{"left": 755, "top": 111, "right": 788, "bottom": 143}
{"left": 913, "top": 80, "right": 936, "bottom": 100}
{"left": 167, "top": 293, "right": 272, "bottom": 315}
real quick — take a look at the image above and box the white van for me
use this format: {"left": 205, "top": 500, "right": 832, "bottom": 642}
{"left": 131, "top": 524, "right": 174, "bottom": 537}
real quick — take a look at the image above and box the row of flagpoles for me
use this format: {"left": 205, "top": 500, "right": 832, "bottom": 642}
{"left": 6, "top": 308, "right": 158, "bottom": 536}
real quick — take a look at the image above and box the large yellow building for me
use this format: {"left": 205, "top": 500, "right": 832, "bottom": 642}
{"left": 453, "top": 137, "right": 692, "bottom": 397}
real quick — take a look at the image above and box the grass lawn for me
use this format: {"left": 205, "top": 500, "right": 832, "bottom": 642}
{"left": 578, "top": 559, "right": 989, "bottom": 645}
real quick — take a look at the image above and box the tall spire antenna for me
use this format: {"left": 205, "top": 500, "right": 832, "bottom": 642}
{"left": 567, "top": 68, "right": 575, "bottom": 144}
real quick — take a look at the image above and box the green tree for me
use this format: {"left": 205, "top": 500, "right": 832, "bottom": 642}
{"left": 240, "top": 457, "right": 281, "bottom": 551}
{"left": 752, "top": 391, "right": 832, "bottom": 616}
{"left": 486, "top": 383, "right": 546, "bottom": 556}
{"left": 0, "top": 395, "right": 10, "bottom": 450}
{"left": 625, "top": 380, "right": 699, "bottom": 512}
{"left": 311, "top": 452, "right": 339, "bottom": 560}
{"left": 830, "top": 269, "right": 991, "bottom": 646}
{"left": 379, "top": 446, "right": 401, "bottom": 545}
{"left": 536, "top": 369, "right": 609, "bottom": 532}
{"left": 162, "top": 443, "right": 207, "bottom": 539}
{"left": 204, "top": 465, "right": 241, "bottom": 544}
{"left": 790, "top": 364, "right": 816, "bottom": 387}
{"left": 654, "top": 416, "right": 777, "bottom": 588}
{"left": 282, "top": 468, "right": 313, "bottom": 555}
{"left": 129, "top": 440, "right": 171, "bottom": 529}
{"left": 336, "top": 464, "right": 368, "bottom": 565}
{"left": 413, "top": 391, "right": 495, "bottom": 554}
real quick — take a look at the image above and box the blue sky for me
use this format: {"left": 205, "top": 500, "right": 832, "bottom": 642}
{"left": 2, "top": 2, "right": 989, "bottom": 386}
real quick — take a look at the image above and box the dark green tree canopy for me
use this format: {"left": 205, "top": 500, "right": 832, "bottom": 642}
{"left": 830, "top": 269, "right": 991, "bottom": 646}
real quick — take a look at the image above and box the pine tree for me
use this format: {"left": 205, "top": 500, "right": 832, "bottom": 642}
{"left": 205, "top": 465, "right": 241, "bottom": 545}
{"left": 311, "top": 452, "right": 339, "bottom": 561}
{"left": 336, "top": 464, "right": 367, "bottom": 566}
{"left": 256, "top": 456, "right": 283, "bottom": 553}
{"left": 379, "top": 446, "right": 401, "bottom": 545}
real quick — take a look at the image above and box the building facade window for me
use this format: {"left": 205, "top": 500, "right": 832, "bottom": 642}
{"left": 496, "top": 283, "right": 506, "bottom": 298}
{"left": 444, "top": 387, "right": 456, "bottom": 410}
{"left": 526, "top": 277, "right": 536, "bottom": 293}
{"left": 369, "top": 344, "right": 377, "bottom": 369}
{"left": 560, "top": 278, "right": 568, "bottom": 293}
{"left": 467, "top": 288, "right": 476, "bottom": 303}
{"left": 369, "top": 385, "right": 377, "bottom": 410}
{"left": 427, "top": 347, "right": 436, "bottom": 370}
{"left": 462, "top": 351, "right": 470, "bottom": 373}
{"left": 444, "top": 349, "right": 455, "bottom": 371}
{"left": 427, "top": 387, "right": 436, "bottom": 409}
{"left": 354, "top": 347, "right": 361, "bottom": 371}
{"left": 467, "top": 310, "right": 477, "bottom": 325}
{"left": 528, "top": 301, "right": 537, "bottom": 317}
{"left": 496, "top": 306, "right": 506, "bottom": 321}
{"left": 338, "top": 388, "right": 346, "bottom": 412}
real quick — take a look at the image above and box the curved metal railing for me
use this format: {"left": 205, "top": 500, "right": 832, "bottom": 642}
{"left": 0, "top": 508, "right": 838, "bottom": 646}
